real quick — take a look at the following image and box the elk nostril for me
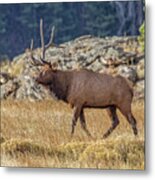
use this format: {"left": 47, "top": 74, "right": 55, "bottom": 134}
{"left": 31, "top": 72, "right": 38, "bottom": 81}
{"left": 32, "top": 75, "right": 38, "bottom": 82}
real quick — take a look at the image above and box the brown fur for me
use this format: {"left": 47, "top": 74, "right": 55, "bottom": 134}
{"left": 35, "top": 67, "right": 138, "bottom": 138}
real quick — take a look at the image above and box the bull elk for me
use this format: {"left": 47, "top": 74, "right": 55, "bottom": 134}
{"left": 29, "top": 19, "right": 138, "bottom": 139}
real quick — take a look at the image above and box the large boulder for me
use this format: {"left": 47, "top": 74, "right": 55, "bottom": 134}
{"left": 15, "top": 75, "right": 52, "bottom": 100}
{"left": 136, "top": 60, "right": 144, "bottom": 80}
{"left": 0, "top": 72, "right": 12, "bottom": 85}
{"left": 134, "top": 80, "right": 144, "bottom": 100}
{"left": 0, "top": 79, "right": 19, "bottom": 99}
{"left": 117, "top": 65, "right": 137, "bottom": 83}
{"left": 0, "top": 36, "right": 144, "bottom": 100}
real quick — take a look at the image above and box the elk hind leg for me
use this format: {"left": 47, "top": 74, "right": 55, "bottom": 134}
{"left": 103, "top": 106, "right": 119, "bottom": 139}
{"left": 119, "top": 104, "right": 138, "bottom": 136}
{"left": 127, "top": 113, "right": 138, "bottom": 136}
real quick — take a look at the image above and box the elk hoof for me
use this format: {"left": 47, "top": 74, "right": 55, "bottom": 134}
{"left": 134, "top": 129, "right": 138, "bottom": 136}
{"left": 102, "top": 133, "right": 109, "bottom": 139}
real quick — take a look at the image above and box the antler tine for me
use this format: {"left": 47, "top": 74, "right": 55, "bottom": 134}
{"left": 40, "top": 18, "right": 53, "bottom": 66}
{"left": 29, "top": 39, "right": 34, "bottom": 62}
{"left": 45, "top": 26, "right": 55, "bottom": 49}
{"left": 40, "top": 19, "right": 56, "bottom": 52}
{"left": 40, "top": 18, "right": 45, "bottom": 60}
{"left": 46, "top": 26, "right": 65, "bottom": 49}
{"left": 29, "top": 39, "right": 44, "bottom": 66}
{"left": 47, "top": 26, "right": 65, "bottom": 49}
{"left": 30, "top": 38, "right": 34, "bottom": 50}
{"left": 30, "top": 39, "right": 37, "bottom": 63}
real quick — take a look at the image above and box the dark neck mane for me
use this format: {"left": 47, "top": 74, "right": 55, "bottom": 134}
{"left": 50, "top": 70, "right": 72, "bottom": 102}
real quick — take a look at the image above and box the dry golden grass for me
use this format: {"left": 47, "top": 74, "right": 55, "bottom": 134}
{"left": 1, "top": 99, "right": 144, "bottom": 169}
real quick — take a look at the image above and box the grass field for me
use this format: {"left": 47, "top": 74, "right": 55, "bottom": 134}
{"left": 1, "top": 99, "right": 144, "bottom": 169}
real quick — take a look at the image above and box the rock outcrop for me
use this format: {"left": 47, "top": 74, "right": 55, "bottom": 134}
{"left": 0, "top": 35, "right": 144, "bottom": 101}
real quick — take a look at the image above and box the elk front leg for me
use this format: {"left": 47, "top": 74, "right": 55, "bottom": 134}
{"left": 71, "top": 106, "right": 81, "bottom": 136}
{"left": 80, "top": 109, "right": 92, "bottom": 138}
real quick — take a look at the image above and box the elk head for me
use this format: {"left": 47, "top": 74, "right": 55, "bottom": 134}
{"left": 35, "top": 62, "right": 58, "bottom": 85}
{"left": 29, "top": 19, "right": 60, "bottom": 85}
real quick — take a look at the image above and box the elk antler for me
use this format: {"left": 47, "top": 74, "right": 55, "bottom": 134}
{"left": 29, "top": 18, "right": 57, "bottom": 66}
{"left": 40, "top": 18, "right": 56, "bottom": 66}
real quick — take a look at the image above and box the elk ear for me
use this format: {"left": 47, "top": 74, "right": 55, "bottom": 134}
{"left": 51, "top": 62, "right": 58, "bottom": 70}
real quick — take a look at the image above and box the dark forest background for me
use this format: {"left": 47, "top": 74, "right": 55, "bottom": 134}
{"left": 0, "top": 1, "right": 144, "bottom": 59}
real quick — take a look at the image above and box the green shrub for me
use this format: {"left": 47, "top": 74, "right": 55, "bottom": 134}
{"left": 138, "top": 22, "right": 145, "bottom": 52}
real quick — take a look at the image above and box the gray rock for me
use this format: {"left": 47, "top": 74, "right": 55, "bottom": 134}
{"left": 105, "top": 47, "right": 120, "bottom": 59}
{"left": 0, "top": 36, "right": 144, "bottom": 100}
{"left": 136, "top": 60, "right": 144, "bottom": 80}
{"left": 0, "top": 79, "right": 19, "bottom": 99}
{"left": 117, "top": 65, "right": 137, "bottom": 83}
{"left": 0, "top": 72, "right": 11, "bottom": 85}
{"left": 15, "top": 75, "right": 52, "bottom": 100}
{"left": 134, "top": 80, "right": 144, "bottom": 99}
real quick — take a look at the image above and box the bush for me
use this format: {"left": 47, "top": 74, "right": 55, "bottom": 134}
{"left": 138, "top": 22, "right": 145, "bottom": 52}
